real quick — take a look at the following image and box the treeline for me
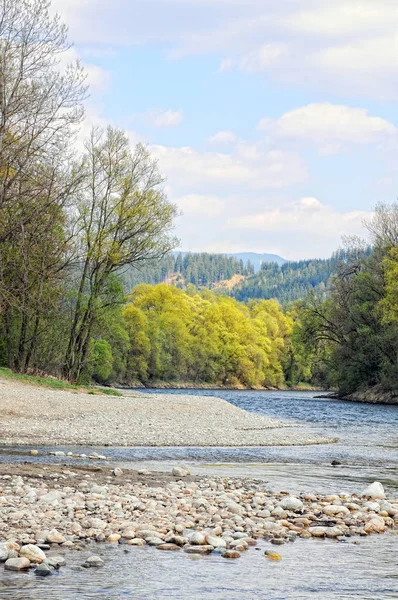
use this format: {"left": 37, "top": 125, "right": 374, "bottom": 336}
{"left": 298, "top": 204, "right": 398, "bottom": 396}
{"left": 0, "top": 0, "right": 177, "bottom": 383}
{"left": 123, "top": 285, "right": 306, "bottom": 388}
{"left": 123, "top": 252, "right": 254, "bottom": 290}
{"left": 230, "top": 251, "right": 359, "bottom": 304}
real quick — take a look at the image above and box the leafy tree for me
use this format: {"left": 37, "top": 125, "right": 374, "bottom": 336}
{"left": 64, "top": 127, "right": 178, "bottom": 382}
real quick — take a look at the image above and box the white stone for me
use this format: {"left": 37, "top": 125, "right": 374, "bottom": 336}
{"left": 278, "top": 496, "right": 304, "bottom": 511}
{"left": 361, "top": 482, "right": 385, "bottom": 500}
{"left": 20, "top": 544, "right": 46, "bottom": 564}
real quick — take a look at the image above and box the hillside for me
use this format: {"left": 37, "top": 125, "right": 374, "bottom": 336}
{"left": 123, "top": 252, "right": 255, "bottom": 291}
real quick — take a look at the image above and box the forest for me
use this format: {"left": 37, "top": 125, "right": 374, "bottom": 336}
{"left": 1, "top": 0, "right": 398, "bottom": 398}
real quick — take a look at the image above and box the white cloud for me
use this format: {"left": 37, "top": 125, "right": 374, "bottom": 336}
{"left": 150, "top": 143, "right": 307, "bottom": 189}
{"left": 52, "top": 0, "right": 398, "bottom": 98}
{"left": 135, "top": 108, "right": 183, "bottom": 128}
{"left": 228, "top": 197, "right": 368, "bottom": 238}
{"left": 208, "top": 131, "right": 238, "bottom": 144}
{"left": 175, "top": 194, "right": 225, "bottom": 217}
{"left": 258, "top": 103, "right": 398, "bottom": 154}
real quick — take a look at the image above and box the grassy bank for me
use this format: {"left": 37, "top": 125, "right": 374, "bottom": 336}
{"left": 0, "top": 368, "right": 122, "bottom": 397}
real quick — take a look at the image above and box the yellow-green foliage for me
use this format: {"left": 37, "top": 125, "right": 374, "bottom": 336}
{"left": 123, "top": 284, "right": 291, "bottom": 388}
{"left": 380, "top": 246, "right": 398, "bottom": 324}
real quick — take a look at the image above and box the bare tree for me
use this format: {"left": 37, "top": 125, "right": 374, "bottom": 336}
{"left": 0, "top": 0, "right": 87, "bottom": 239}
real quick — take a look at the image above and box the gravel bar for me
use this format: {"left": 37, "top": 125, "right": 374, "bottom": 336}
{"left": 0, "top": 379, "right": 335, "bottom": 447}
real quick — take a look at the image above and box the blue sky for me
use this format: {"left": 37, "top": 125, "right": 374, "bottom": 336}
{"left": 54, "top": 0, "right": 398, "bottom": 259}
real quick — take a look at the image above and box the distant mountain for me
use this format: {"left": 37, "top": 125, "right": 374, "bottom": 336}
{"left": 227, "top": 252, "right": 286, "bottom": 272}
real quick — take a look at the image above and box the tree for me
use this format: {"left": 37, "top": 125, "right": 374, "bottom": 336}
{"left": 0, "top": 0, "right": 87, "bottom": 239}
{"left": 64, "top": 127, "right": 178, "bottom": 382}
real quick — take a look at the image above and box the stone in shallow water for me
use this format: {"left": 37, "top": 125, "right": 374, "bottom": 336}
{"left": 20, "top": 544, "right": 46, "bottom": 563}
{"left": 156, "top": 544, "right": 180, "bottom": 551}
{"left": 183, "top": 545, "right": 214, "bottom": 555}
{"left": 35, "top": 563, "right": 53, "bottom": 577}
{"left": 83, "top": 555, "right": 104, "bottom": 568}
{"left": 264, "top": 551, "right": 282, "bottom": 561}
{"left": 222, "top": 550, "right": 241, "bottom": 559}
{"left": 47, "top": 556, "right": 66, "bottom": 568}
{"left": 4, "top": 557, "right": 31, "bottom": 571}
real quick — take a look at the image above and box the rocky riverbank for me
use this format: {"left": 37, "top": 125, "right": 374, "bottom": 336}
{"left": 0, "top": 463, "right": 396, "bottom": 577}
{"left": 0, "top": 378, "right": 334, "bottom": 446}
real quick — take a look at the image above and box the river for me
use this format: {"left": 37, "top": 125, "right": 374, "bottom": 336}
{"left": 1, "top": 390, "right": 397, "bottom": 599}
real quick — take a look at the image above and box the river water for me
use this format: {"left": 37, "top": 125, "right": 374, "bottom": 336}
{"left": 1, "top": 390, "right": 398, "bottom": 599}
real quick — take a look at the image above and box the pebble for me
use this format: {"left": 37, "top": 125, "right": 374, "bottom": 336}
{"left": 0, "top": 473, "right": 396, "bottom": 577}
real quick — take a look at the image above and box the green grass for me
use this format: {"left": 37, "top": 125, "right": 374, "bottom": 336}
{"left": 0, "top": 367, "right": 122, "bottom": 397}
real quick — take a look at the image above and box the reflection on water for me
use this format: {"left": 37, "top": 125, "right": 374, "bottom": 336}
{"left": 1, "top": 390, "right": 398, "bottom": 598}
{"left": 1, "top": 535, "right": 397, "bottom": 600}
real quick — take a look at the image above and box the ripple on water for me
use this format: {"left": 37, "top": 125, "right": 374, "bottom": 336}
{"left": 1, "top": 536, "right": 398, "bottom": 600}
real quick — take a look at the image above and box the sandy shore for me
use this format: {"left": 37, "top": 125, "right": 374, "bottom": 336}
{"left": 0, "top": 378, "right": 334, "bottom": 447}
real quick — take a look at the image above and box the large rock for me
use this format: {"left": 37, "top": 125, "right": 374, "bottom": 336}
{"left": 361, "top": 482, "right": 385, "bottom": 500}
{"left": 20, "top": 544, "right": 46, "bottom": 564}
{"left": 278, "top": 497, "right": 304, "bottom": 511}
{"left": 5, "top": 557, "right": 31, "bottom": 571}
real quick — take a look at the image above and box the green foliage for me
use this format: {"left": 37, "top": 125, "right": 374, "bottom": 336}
{"left": 123, "top": 284, "right": 292, "bottom": 388}
{"left": 297, "top": 212, "right": 398, "bottom": 395}
{"left": 90, "top": 340, "right": 114, "bottom": 383}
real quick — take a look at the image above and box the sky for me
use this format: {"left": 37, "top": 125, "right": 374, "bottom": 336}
{"left": 52, "top": 0, "right": 398, "bottom": 260}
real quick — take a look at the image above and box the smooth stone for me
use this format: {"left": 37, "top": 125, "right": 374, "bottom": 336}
{"left": 172, "top": 467, "right": 191, "bottom": 478}
{"left": 222, "top": 550, "right": 241, "bottom": 559}
{"left": 35, "top": 563, "right": 53, "bottom": 577}
{"left": 4, "top": 557, "right": 31, "bottom": 571}
{"left": 205, "top": 535, "right": 227, "bottom": 549}
{"left": 278, "top": 497, "right": 304, "bottom": 511}
{"left": 47, "top": 556, "right": 66, "bottom": 568}
{"left": 189, "top": 532, "right": 206, "bottom": 546}
{"left": 183, "top": 545, "right": 214, "bottom": 554}
{"left": 0, "top": 543, "right": 9, "bottom": 562}
{"left": 361, "top": 482, "right": 385, "bottom": 500}
{"left": 29, "top": 450, "right": 39, "bottom": 456}
{"left": 156, "top": 544, "right": 180, "bottom": 551}
{"left": 264, "top": 551, "right": 282, "bottom": 561}
{"left": 112, "top": 468, "right": 123, "bottom": 477}
{"left": 46, "top": 529, "right": 66, "bottom": 544}
{"left": 364, "top": 516, "right": 386, "bottom": 533}
{"left": 308, "top": 527, "right": 327, "bottom": 538}
{"left": 83, "top": 556, "right": 104, "bottom": 568}
{"left": 20, "top": 544, "right": 46, "bottom": 564}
